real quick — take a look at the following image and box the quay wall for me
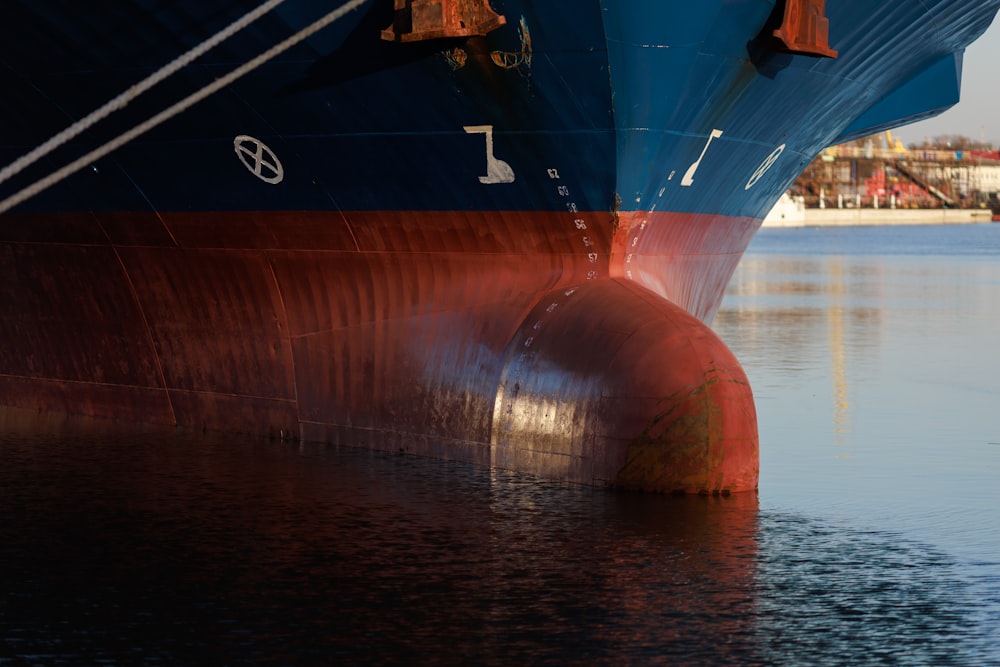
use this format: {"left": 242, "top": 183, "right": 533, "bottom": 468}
{"left": 764, "top": 206, "right": 993, "bottom": 227}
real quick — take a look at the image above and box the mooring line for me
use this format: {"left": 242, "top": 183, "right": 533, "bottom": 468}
{"left": 0, "top": 0, "right": 371, "bottom": 215}
{"left": 0, "top": 0, "right": 289, "bottom": 189}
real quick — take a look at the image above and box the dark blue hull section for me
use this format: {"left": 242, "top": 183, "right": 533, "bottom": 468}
{"left": 2, "top": 0, "right": 997, "bottom": 217}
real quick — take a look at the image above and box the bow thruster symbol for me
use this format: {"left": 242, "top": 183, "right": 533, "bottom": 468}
{"left": 234, "top": 134, "right": 284, "bottom": 184}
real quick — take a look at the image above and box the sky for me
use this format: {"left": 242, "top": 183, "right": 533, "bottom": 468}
{"left": 891, "top": 14, "right": 1000, "bottom": 147}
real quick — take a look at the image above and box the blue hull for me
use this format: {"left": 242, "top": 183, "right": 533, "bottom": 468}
{"left": 2, "top": 1, "right": 995, "bottom": 216}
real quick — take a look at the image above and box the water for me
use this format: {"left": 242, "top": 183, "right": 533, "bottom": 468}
{"left": 2, "top": 224, "right": 999, "bottom": 665}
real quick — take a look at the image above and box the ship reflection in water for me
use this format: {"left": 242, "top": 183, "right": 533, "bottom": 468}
{"left": 2, "top": 224, "right": 1000, "bottom": 664}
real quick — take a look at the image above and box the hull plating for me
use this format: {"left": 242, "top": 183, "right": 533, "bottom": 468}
{"left": 2, "top": 0, "right": 998, "bottom": 492}
{"left": 0, "top": 207, "right": 757, "bottom": 493}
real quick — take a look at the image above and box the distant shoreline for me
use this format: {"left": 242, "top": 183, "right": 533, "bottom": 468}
{"left": 763, "top": 202, "right": 995, "bottom": 227}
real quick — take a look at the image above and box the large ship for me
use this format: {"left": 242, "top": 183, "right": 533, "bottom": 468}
{"left": 1, "top": 0, "right": 997, "bottom": 494}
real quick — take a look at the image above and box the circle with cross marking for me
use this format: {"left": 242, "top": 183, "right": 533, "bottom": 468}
{"left": 745, "top": 144, "right": 785, "bottom": 190}
{"left": 234, "top": 135, "right": 284, "bottom": 184}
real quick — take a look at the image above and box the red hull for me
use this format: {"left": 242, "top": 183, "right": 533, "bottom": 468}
{"left": 0, "top": 208, "right": 758, "bottom": 493}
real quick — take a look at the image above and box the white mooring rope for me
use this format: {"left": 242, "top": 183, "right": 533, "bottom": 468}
{"left": 0, "top": 0, "right": 289, "bottom": 189}
{"left": 0, "top": 0, "right": 371, "bottom": 215}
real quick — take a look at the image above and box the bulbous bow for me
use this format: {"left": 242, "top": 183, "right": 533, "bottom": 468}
{"left": 491, "top": 278, "right": 758, "bottom": 494}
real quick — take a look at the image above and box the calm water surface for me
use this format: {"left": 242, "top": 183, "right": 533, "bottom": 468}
{"left": 2, "top": 224, "right": 999, "bottom": 665}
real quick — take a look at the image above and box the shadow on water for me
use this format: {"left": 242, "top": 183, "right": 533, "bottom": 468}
{"left": 0, "top": 410, "right": 991, "bottom": 665}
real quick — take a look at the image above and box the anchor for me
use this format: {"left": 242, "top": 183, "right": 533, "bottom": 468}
{"left": 381, "top": 0, "right": 506, "bottom": 42}
{"left": 772, "top": 0, "right": 838, "bottom": 58}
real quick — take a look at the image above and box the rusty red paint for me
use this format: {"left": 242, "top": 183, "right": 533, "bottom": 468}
{"left": 0, "top": 208, "right": 758, "bottom": 493}
{"left": 491, "top": 279, "right": 758, "bottom": 494}
{"left": 772, "top": 0, "right": 838, "bottom": 58}
{"left": 381, "top": 0, "right": 507, "bottom": 42}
